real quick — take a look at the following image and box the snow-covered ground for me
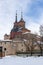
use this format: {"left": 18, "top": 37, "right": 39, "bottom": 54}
{"left": 0, "top": 56, "right": 43, "bottom": 65}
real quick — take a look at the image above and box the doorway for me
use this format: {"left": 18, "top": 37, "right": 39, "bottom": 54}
{"left": 0, "top": 47, "right": 2, "bottom": 57}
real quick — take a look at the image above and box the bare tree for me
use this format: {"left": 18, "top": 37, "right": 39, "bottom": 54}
{"left": 29, "top": 33, "right": 37, "bottom": 56}
{"left": 30, "top": 33, "right": 42, "bottom": 56}
{"left": 39, "top": 24, "right": 43, "bottom": 56}
{"left": 40, "top": 24, "right": 43, "bottom": 36}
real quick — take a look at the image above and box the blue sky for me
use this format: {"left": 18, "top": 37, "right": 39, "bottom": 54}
{"left": 0, "top": 0, "right": 43, "bottom": 39}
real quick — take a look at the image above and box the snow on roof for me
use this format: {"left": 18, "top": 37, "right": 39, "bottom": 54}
{"left": 0, "top": 40, "right": 24, "bottom": 43}
{"left": 23, "top": 39, "right": 27, "bottom": 41}
{"left": 37, "top": 41, "right": 43, "bottom": 44}
{"left": 23, "top": 32, "right": 30, "bottom": 34}
{"left": 22, "top": 32, "right": 37, "bottom": 35}
{"left": 0, "top": 40, "right": 12, "bottom": 42}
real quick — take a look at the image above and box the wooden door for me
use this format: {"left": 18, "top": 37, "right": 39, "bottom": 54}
{"left": 0, "top": 47, "right": 2, "bottom": 57}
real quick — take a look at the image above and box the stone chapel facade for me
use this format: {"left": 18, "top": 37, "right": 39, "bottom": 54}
{"left": 0, "top": 12, "right": 43, "bottom": 57}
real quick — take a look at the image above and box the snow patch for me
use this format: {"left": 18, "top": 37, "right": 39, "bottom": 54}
{"left": 0, "top": 56, "right": 43, "bottom": 65}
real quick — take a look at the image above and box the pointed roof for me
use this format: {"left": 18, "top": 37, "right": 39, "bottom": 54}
{"left": 15, "top": 10, "right": 17, "bottom": 23}
{"left": 19, "top": 11, "right": 25, "bottom": 23}
{"left": 21, "top": 11, "right": 23, "bottom": 21}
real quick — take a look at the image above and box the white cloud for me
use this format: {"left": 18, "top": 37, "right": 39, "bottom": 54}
{"left": 38, "top": 13, "right": 43, "bottom": 25}
{"left": 0, "top": 0, "right": 43, "bottom": 39}
{"left": 24, "top": 17, "right": 40, "bottom": 34}
{"left": 0, "top": 0, "right": 32, "bottom": 39}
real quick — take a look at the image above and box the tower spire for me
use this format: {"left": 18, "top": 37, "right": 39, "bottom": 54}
{"left": 15, "top": 10, "right": 17, "bottom": 23}
{"left": 21, "top": 11, "right": 23, "bottom": 21}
